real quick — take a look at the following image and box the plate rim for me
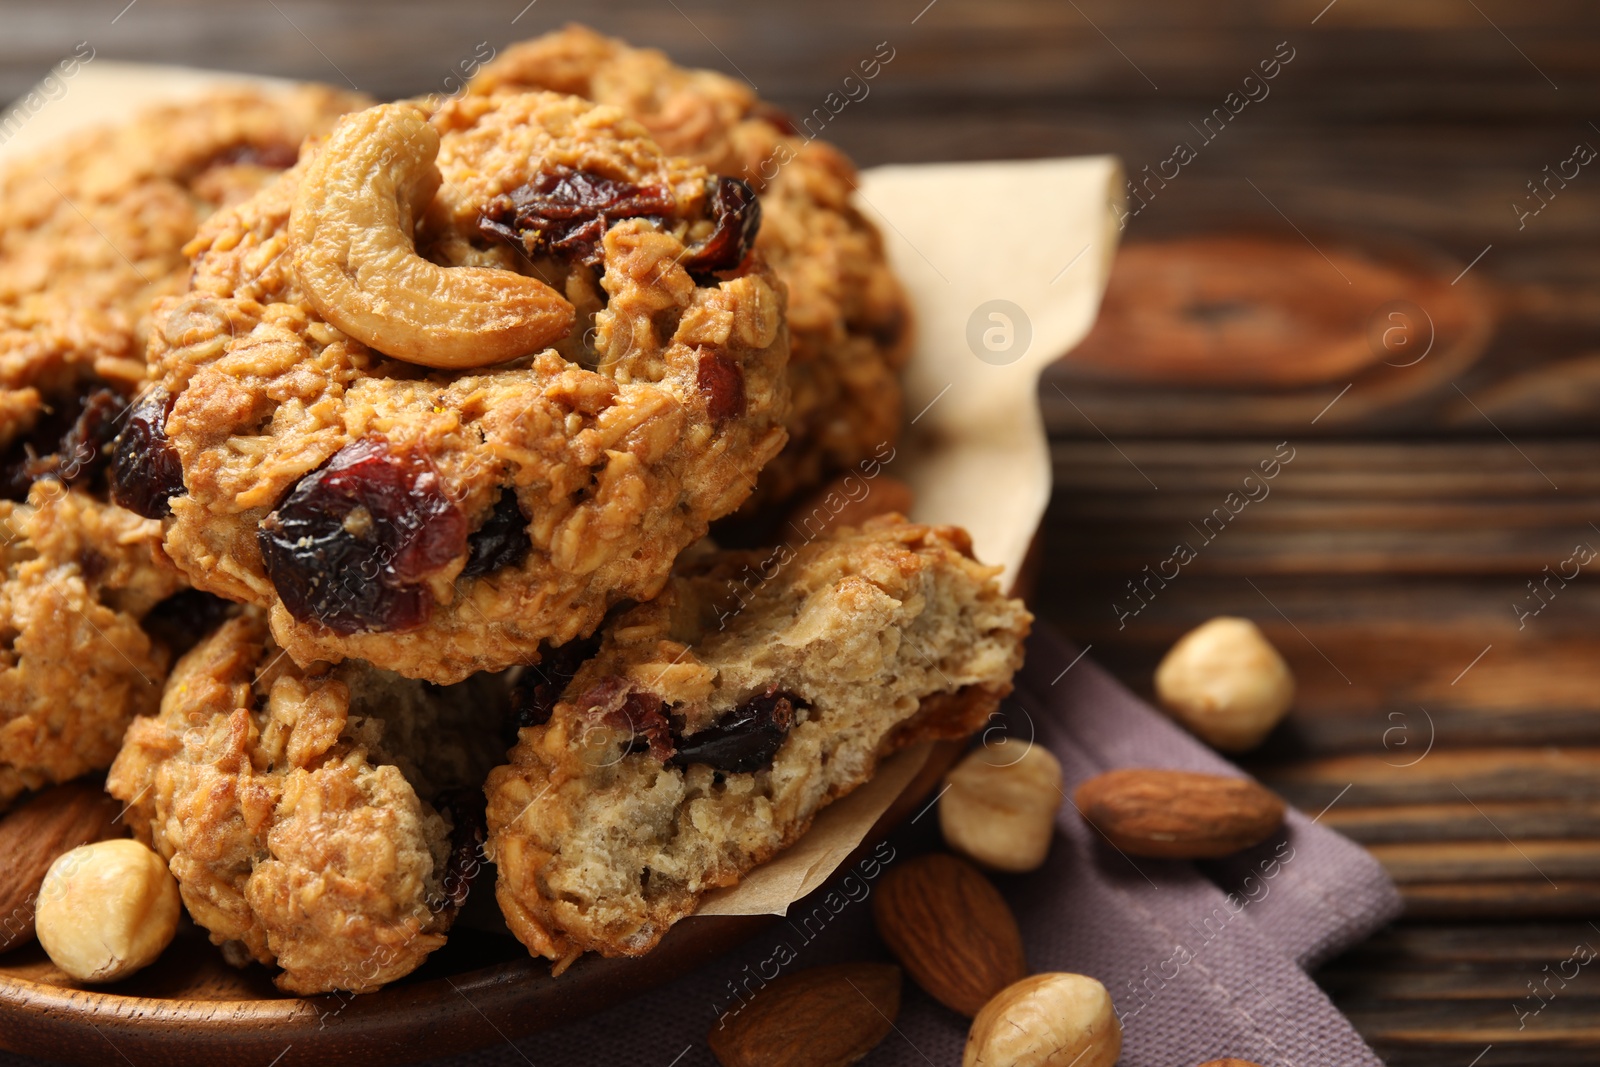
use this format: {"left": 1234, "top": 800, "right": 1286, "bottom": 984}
{"left": 0, "top": 739, "right": 971, "bottom": 1065}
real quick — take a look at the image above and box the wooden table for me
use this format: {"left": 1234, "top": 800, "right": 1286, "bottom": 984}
{"left": 4, "top": 2, "right": 1598, "bottom": 1063}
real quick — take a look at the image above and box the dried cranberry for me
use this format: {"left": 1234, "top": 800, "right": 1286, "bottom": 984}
{"left": 58, "top": 389, "right": 121, "bottom": 480}
{"left": 478, "top": 166, "right": 677, "bottom": 266}
{"left": 76, "top": 548, "right": 107, "bottom": 585}
{"left": 3, "top": 386, "right": 122, "bottom": 501}
{"left": 696, "top": 350, "right": 746, "bottom": 422}
{"left": 608, "top": 690, "right": 675, "bottom": 762}
{"left": 461, "top": 488, "right": 531, "bottom": 578}
{"left": 671, "top": 688, "right": 801, "bottom": 774}
{"left": 870, "top": 306, "right": 909, "bottom": 350}
{"left": 684, "top": 177, "right": 761, "bottom": 276}
{"left": 509, "top": 635, "right": 600, "bottom": 731}
{"left": 141, "top": 589, "right": 232, "bottom": 659}
{"left": 109, "top": 387, "right": 185, "bottom": 519}
{"left": 257, "top": 435, "right": 467, "bottom": 634}
{"left": 571, "top": 678, "right": 675, "bottom": 760}
{"left": 433, "top": 788, "right": 488, "bottom": 912}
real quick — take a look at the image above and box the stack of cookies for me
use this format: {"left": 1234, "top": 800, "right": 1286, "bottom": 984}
{"left": 0, "top": 26, "right": 1032, "bottom": 994}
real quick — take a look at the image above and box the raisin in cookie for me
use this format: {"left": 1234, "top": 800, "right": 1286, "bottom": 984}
{"left": 0, "top": 481, "right": 186, "bottom": 809}
{"left": 484, "top": 516, "right": 1031, "bottom": 968}
{"left": 140, "top": 93, "right": 790, "bottom": 684}
{"left": 0, "top": 87, "right": 361, "bottom": 810}
{"left": 472, "top": 25, "right": 911, "bottom": 508}
{"left": 108, "top": 609, "right": 506, "bottom": 994}
{"left": 0, "top": 84, "right": 363, "bottom": 506}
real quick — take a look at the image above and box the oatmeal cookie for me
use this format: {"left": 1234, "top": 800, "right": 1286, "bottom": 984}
{"left": 0, "top": 86, "right": 362, "bottom": 810}
{"left": 139, "top": 92, "right": 790, "bottom": 683}
{"left": 0, "top": 85, "right": 368, "bottom": 400}
{"left": 107, "top": 609, "right": 506, "bottom": 994}
{"left": 472, "top": 25, "right": 912, "bottom": 508}
{"left": 0, "top": 481, "right": 185, "bottom": 810}
{"left": 484, "top": 516, "right": 1031, "bottom": 967}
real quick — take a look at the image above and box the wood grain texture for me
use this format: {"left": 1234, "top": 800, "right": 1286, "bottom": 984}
{"left": 4, "top": 1, "right": 1598, "bottom": 1062}
{"left": 1002, "top": 4, "right": 1600, "bottom": 1050}
{"left": 1040, "top": 490, "right": 1600, "bottom": 1066}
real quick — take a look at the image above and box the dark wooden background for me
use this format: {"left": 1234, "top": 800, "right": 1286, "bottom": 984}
{"left": 5, "top": 2, "right": 1599, "bottom": 1063}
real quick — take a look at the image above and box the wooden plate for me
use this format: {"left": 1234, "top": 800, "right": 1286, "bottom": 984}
{"left": 0, "top": 64, "right": 1117, "bottom": 1066}
{"left": 0, "top": 741, "right": 966, "bottom": 1066}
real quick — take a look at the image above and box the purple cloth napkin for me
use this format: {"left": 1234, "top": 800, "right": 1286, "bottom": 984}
{"left": 424, "top": 626, "right": 1401, "bottom": 1066}
{"left": 0, "top": 628, "right": 1400, "bottom": 1066}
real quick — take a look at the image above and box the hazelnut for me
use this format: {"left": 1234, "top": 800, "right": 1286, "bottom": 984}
{"left": 35, "top": 838, "right": 180, "bottom": 983}
{"left": 940, "top": 738, "right": 1063, "bottom": 872}
{"left": 1154, "top": 617, "right": 1295, "bottom": 752}
{"left": 965, "top": 972, "right": 1121, "bottom": 1067}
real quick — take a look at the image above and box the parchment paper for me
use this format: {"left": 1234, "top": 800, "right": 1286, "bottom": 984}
{"left": 1, "top": 64, "right": 1124, "bottom": 918}
{"left": 706, "top": 155, "right": 1124, "bottom": 913}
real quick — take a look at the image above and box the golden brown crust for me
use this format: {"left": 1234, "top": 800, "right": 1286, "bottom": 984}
{"left": 472, "top": 25, "right": 912, "bottom": 507}
{"left": 484, "top": 516, "right": 1031, "bottom": 965}
{"left": 0, "top": 482, "right": 185, "bottom": 809}
{"left": 154, "top": 91, "right": 791, "bottom": 683}
{"left": 107, "top": 610, "right": 505, "bottom": 993}
{"left": 0, "top": 85, "right": 368, "bottom": 400}
{"left": 0, "top": 86, "right": 366, "bottom": 813}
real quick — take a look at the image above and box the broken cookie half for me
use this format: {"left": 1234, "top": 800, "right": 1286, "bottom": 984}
{"left": 485, "top": 515, "right": 1032, "bottom": 970}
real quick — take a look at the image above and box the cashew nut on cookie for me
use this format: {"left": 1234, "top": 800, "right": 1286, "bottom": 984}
{"left": 290, "top": 102, "right": 575, "bottom": 369}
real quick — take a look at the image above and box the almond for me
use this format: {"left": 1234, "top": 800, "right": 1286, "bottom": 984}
{"left": 0, "top": 782, "right": 125, "bottom": 953}
{"left": 708, "top": 962, "right": 900, "bottom": 1067}
{"left": 1074, "top": 769, "right": 1285, "bottom": 859}
{"left": 872, "top": 853, "right": 1028, "bottom": 1016}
